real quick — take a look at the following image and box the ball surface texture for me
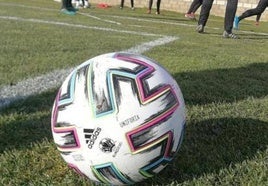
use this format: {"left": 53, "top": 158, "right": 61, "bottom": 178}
{"left": 51, "top": 52, "right": 186, "bottom": 185}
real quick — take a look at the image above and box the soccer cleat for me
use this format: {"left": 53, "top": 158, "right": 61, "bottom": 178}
{"left": 196, "top": 24, "right": 204, "bottom": 33}
{"left": 155, "top": 11, "right": 160, "bottom": 15}
{"left": 61, "top": 8, "right": 76, "bottom": 15}
{"left": 131, "top": 7, "right": 135, "bottom": 10}
{"left": 222, "top": 31, "right": 238, "bottom": 39}
{"left": 233, "top": 16, "right": 239, "bottom": 30}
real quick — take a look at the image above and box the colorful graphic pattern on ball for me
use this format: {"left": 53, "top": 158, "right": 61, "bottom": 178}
{"left": 51, "top": 53, "right": 186, "bottom": 185}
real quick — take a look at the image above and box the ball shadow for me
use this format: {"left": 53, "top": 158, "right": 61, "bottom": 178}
{"left": 143, "top": 117, "right": 268, "bottom": 185}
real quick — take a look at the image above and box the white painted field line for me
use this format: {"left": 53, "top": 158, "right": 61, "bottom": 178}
{"left": 78, "top": 12, "right": 122, "bottom": 25}
{"left": 0, "top": 16, "right": 178, "bottom": 109}
{"left": 1, "top": 2, "right": 120, "bottom": 25}
{"left": 1, "top": 2, "right": 191, "bottom": 28}
{"left": 0, "top": 2, "right": 58, "bottom": 12}
{"left": 0, "top": 37, "right": 178, "bottom": 109}
{"left": 0, "top": 16, "right": 162, "bottom": 37}
{"left": 124, "top": 36, "right": 178, "bottom": 54}
{"left": 0, "top": 69, "right": 73, "bottom": 109}
{"left": 111, "top": 15, "right": 198, "bottom": 28}
{"left": 1, "top": 2, "right": 268, "bottom": 36}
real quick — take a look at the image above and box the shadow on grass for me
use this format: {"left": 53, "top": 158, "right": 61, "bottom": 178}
{"left": 134, "top": 13, "right": 194, "bottom": 24}
{"left": 179, "top": 28, "right": 268, "bottom": 39}
{"left": 0, "top": 90, "right": 57, "bottom": 153}
{"left": 143, "top": 117, "right": 268, "bottom": 185}
{"left": 176, "top": 63, "right": 268, "bottom": 105}
{"left": 0, "top": 62, "right": 267, "bottom": 184}
{"left": 238, "top": 32, "right": 268, "bottom": 40}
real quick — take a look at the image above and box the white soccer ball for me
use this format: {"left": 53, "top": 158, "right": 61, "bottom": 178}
{"left": 51, "top": 52, "right": 186, "bottom": 185}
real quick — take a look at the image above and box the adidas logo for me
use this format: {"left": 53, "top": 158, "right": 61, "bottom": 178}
{"left": 84, "top": 127, "right": 101, "bottom": 149}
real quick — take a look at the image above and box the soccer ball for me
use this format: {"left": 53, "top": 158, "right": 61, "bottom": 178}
{"left": 51, "top": 52, "right": 186, "bottom": 185}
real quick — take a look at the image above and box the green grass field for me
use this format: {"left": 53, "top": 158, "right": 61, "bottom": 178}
{"left": 0, "top": 0, "right": 267, "bottom": 185}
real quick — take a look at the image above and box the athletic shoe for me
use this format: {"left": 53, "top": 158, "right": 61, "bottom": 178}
{"left": 196, "top": 24, "right": 204, "bottom": 33}
{"left": 185, "top": 13, "right": 195, "bottom": 20}
{"left": 131, "top": 7, "right": 135, "bottom": 10}
{"left": 68, "top": 7, "right": 78, "bottom": 12}
{"left": 76, "top": 4, "right": 83, "bottom": 9}
{"left": 155, "top": 11, "right": 160, "bottom": 15}
{"left": 147, "top": 9, "right": 151, "bottom": 14}
{"left": 84, "top": 2, "right": 90, "bottom": 8}
{"left": 233, "top": 16, "right": 239, "bottom": 30}
{"left": 61, "top": 8, "right": 76, "bottom": 15}
{"left": 222, "top": 31, "right": 238, "bottom": 39}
